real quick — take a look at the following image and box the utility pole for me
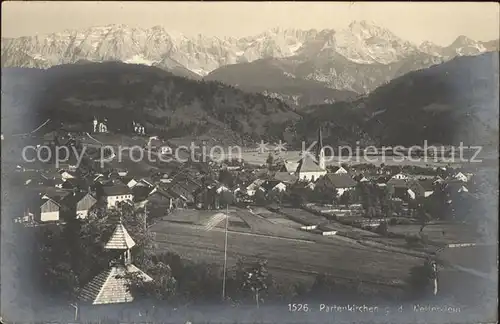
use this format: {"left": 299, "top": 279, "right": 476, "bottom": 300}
{"left": 222, "top": 203, "right": 229, "bottom": 301}
{"left": 70, "top": 302, "right": 78, "bottom": 321}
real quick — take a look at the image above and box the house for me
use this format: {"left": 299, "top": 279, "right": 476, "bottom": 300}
{"left": 167, "top": 182, "right": 195, "bottom": 206}
{"left": 330, "top": 166, "right": 348, "bottom": 174}
{"left": 79, "top": 221, "right": 152, "bottom": 305}
{"left": 92, "top": 117, "right": 108, "bottom": 133}
{"left": 375, "top": 175, "right": 392, "bottom": 187}
{"left": 102, "top": 185, "right": 134, "bottom": 208}
{"left": 406, "top": 180, "right": 435, "bottom": 200}
{"left": 419, "top": 179, "right": 436, "bottom": 197}
{"left": 273, "top": 172, "right": 297, "bottom": 185}
{"left": 35, "top": 196, "right": 61, "bottom": 222}
{"left": 387, "top": 178, "right": 408, "bottom": 199}
{"left": 145, "top": 188, "right": 175, "bottom": 216}
{"left": 59, "top": 170, "right": 76, "bottom": 181}
{"left": 132, "top": 183, "right": 156, "bottom": 202}
{"left": 260, "top": 180, "right": 287, "bottom": 194}
{"left": 452, "top": 172, "right": 468, "bottom": 183}
{"left": 445, "top": 180, "right": 469, "bottom": 194}
{"left": 245, "top": 179, "right": 266, "bottom": 196}
{"left": 116, "top": 169, "right": 129, "bottom": 177}
{"left": 390, "top": 173, "right": 408, "bottom": 180}
{"left": 315, "top": 173, "right": 357, "bottom": 197}
{"left": 194, "top": 180, "right": 230, "bottom": 210}
{"left": 61, "top": 192, "right": 98, "bottom": 219}
{"left": 353, "top": 173, "right": 369, "bottom": 183}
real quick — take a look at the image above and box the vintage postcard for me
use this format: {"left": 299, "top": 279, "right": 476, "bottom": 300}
{"left": 1, "top": 2, "right": 498, "bottom": 323}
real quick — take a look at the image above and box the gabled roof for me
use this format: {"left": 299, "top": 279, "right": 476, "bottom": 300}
{"left": 60, "top": 191, "right": 96, "bottom": 208}
{"left": 376, "top": 175, "right": 392, "bottom": 184}
{"left": 296, "top": 154, "right": 324, "bottom": 173}
{"left": 418, "top": 179, "right": 435, "bottom": 191}
{"left": 387, "top": 178, "right": 407, "bottom": 188}
{"left": 40, "top": 189, "right": 72, "bottom": 203}
{"left": 261, "top": 180, "right": 285, "bottom": 191}
{"left": 322, "top": 173, "right": 357, "bottom": 188}
{"left": 102, "top": 184, "right": 131, "bottom": 196}
{"left": 245, "top": 178, "right": 265, "bottom": 190}
{"left": 79, "top": 264, "right": 152, "bottom": 305}
{"left": 39, "top": 196, "right": 61, "bottom": 208}
{"left": 273, "top": 172, "right": 298, "bottom": 184}
{"left": 104, "top": 222, "right": 136, "bottom": 250}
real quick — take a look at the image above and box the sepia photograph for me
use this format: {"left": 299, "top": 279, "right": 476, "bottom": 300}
{"left": 1, "top": 1, "right": 498, "bottom": 323}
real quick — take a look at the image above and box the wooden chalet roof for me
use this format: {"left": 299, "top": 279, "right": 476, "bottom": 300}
{"left": 104, "top": 223, "right": 136, "bottom": 250}
{"left": 78, "top": 264, "right": 152, "bottom": 305}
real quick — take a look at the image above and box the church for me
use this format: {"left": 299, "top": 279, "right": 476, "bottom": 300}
{"left": 282, "top": 127, "right": 327, "bottom": 182}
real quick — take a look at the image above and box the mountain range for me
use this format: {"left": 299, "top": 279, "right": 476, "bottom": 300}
{"left": 2, "top": 52, "right": 498, "bottom": 147}
{"left": 2, "top": 21, "right": 498, "bottom": 108}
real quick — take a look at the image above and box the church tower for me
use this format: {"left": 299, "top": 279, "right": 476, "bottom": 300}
{"left": 316, "top": 125, "right": 325, "bottom": 170}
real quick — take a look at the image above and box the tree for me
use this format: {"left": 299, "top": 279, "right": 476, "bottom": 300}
{"left": 218, "top": 169, "right": 235, "bottom": 188}
{"left": 415, "top": 199, "right": 433, "bottom": 234}
{"left": 254, "top": 189, "right": 268, "bottom": 206}
{"left": 379, "top": 187, "right": 394, "bottom": 221}
{"left": 266, "top": 153, "right": 274, "bottom": 169}
{"left": 407, "top": 258, "right": 438, "bottom": 298}
{"left": 237, "top": 258, "right": 270, "bottom": 308}
{"left": 339, "top": 190, "right": 352, "bottom": 209}
{"left": 125, "top": 261, "right": 177, "bottom": 301}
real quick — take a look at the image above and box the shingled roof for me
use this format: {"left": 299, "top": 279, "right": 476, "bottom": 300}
{"left": 78, "top": 264, "right": 152, "bottom": 305}
{"left": 104, "top": 223, "right": 136, "bottom": 250}
{"left": 322, "top": 173, "right": 357, "bottom": 188}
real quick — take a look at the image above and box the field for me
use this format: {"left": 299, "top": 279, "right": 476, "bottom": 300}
{"left": 151, "top": 207, "right": 424, "bottom": 289}
{"left": 387, "top": 223, "right": 481, "bottom": 246}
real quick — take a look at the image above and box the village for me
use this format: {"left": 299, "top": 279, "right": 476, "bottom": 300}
{"left": 2, "top": 118, "right": 496, "bottom": 322}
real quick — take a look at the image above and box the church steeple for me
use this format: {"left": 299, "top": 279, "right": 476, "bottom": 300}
{"left": 316, "top": 125, "right": 325, "bottom": 170}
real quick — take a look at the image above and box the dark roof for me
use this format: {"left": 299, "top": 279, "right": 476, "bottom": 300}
{"left": 261, "top": 180, "right": 284, "bottom": 191}
{"left": 322, "top": 173, "right": 357, "bottom": 188}
{"left": 387, "top": 178, "right": 407, "bottom": 188}
{"left": 60, "top": 191, "right": 94, "bottom": 207}
{"left": 376, "top": 175, "right": 392, "bottom": 184}
{"left": 102, "top": 184, "right": 131, "bottom": 196}
{"left": 418, "top": 179, "right": 436, "bottom": 191}
{"left": 273, "top": 172, "right": 298, "bottom": 184}
{"left": 40, "top": 188, "right": 72, "bottom": 203}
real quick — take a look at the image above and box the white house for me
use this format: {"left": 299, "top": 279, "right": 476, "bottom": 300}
{"left": 261, "top": 180, "right": 287, "bottom": 194}
{"left": 59, "top": 170, "right": 76, "bottom": 181}
{"left": 102, "top": 185, "right": 134, "bottom": 208}
{"left": 37, "top": 196, "right": 61, "bottom": 222}
{"left": 453, "top": 172, "right": 468, "bottom": 182}
{"left": 391, "top": 173, "right": 409, "bottom": 180}
{"left": 245, "top": 179, "right": 266, "bottom": 196}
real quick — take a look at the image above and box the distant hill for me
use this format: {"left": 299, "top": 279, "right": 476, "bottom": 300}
{"left": 1, "top": 62, "right": 299, "bottom": 145}
{"left": 292, "top": 52, "right": 499, "bottom": 147}
{"left": 204, "top": 57, "right": 359, "bottom": 108}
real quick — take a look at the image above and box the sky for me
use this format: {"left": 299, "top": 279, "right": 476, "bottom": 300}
{"left": 2, "top": 1, "right": 499, "bottom": 46}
